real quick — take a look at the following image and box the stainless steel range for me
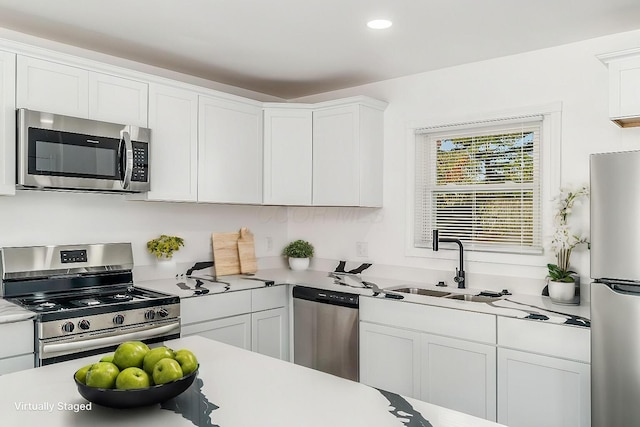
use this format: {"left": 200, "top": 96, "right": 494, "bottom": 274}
{"left": 0, "top": 242, "right": 180, "bottom": 366}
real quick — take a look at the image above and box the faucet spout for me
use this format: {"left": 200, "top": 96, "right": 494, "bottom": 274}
{"left": 432, "top": 230, "right": 466, "bottom": 289}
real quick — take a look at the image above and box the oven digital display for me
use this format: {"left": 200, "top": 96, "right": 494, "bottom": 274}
{"left": 60, "top": 249, "right": 88, "bottom": 264}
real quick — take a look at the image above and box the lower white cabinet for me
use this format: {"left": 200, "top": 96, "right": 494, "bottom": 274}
{"left": 251, "top": 307, "right": 289, "bottom": 360}
{"left": 182, "top": 313, "right": 251, "bottom": 350}
{"left": 359, "top": 320, "right": 496, "bottom": 420}
{"left": 180, "top": 287, "right": 289, "bottom": 361}
{"left": 0, "top": 320, "right": 34, "bottom": 375}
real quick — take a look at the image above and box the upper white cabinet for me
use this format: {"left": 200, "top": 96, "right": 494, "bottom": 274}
{"left": 16, "top": 56, "right": 148, "bottom": 126}
{"left": 198, "top": 95, "right": 263, "bottom": 204}
{"left": 0, "top": 50, "right": 15, "bottom": 196}
{"left": 263, "top": 106, "right": 313, "bottom": 205}
{"left": 599, "top": 48, "right": 640, "bottom": 128}
{"left": 312, "top": 98, "right": 386, "bottom": 207}
{"left": 141, "top": 83, "right": 198, "bottom": 202}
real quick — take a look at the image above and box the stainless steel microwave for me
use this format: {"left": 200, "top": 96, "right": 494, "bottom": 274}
{"left": 16, "top": 109, "right": 150, "bottom": 193}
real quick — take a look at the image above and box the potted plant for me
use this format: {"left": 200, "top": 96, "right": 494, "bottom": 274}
{"left": 282, "top": 239, "right": 314, "bottom": 271}
{"left": 547, "top": 186, "right": 590, "bottom": 302}
{"left": 147, "top": 235, "right": 185, "bottom": 260}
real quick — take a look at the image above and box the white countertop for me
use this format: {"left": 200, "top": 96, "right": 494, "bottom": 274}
{"left": 0, "top": 298, "right": 34, "bottom": 324}
{"left": 137, "top": 266, "right": 590, "bottom": 328}
{"left": 0, "top": 335, "right": 506, "bottom": 427}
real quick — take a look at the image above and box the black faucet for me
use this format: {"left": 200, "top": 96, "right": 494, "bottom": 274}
{"left": 432, "top": 229, "right": 466, "bottom": 289}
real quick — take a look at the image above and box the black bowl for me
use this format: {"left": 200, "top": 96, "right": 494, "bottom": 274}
{"left": 74, "top": 366, "right": 199, "bottom": 409}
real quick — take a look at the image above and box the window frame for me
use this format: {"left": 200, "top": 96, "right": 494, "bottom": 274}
{"left": 404, "top": 103, "right": 562, "bottom": 268}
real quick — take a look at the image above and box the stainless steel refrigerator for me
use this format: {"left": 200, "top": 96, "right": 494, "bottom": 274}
{"left": 591, "top": 150, "right": 640, "bottom": 426}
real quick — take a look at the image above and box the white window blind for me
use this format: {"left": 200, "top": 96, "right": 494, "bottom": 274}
{"left": 414, "top": 116, "right": 542, "bottom": 254}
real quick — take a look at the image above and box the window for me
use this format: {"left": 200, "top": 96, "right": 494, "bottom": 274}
{"left": 414, "top": 116, "right": 542, "bottom": 254}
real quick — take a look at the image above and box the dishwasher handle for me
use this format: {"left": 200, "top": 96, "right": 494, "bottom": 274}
{"left": 293, "top": 285, "right": 359, "bottom": 308}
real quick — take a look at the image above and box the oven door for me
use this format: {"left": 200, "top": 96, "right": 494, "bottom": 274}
{"left": 38, "top": 319, "right": 180, "bottom": 366}
{"left": 16, "top": 109, "right": 150, "bottom": 193}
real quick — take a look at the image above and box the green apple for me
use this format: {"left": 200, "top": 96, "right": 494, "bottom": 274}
{"left": 113, "top": 341, "right": 149, "bottom": 370}
{"left": 143, "top": 346, "right": 175, "bottom": 375}
{"left": 115, "top": 367, "right": 150, "bottom": 390}
{"left": 153, "top": 358, "right": 183, "bottom": 385}
{"left": 74, "top": 363, "right": 94, "bottom": 384}
{"left": 174, "top": 349, "right": 198, "bottom": 376}
{"left": 100, "top": 353, "right": 114, "bottom": 363}
{"left": 85, "top": 362, "right": 120, "bottom": 389}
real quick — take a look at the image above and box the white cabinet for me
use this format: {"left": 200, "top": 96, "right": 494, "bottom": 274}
{"left": 312, "top": 98, "right": 386, "bottom": 207}
{"left": 182, "top": 313, "right": 251, "bottom": 350}
{"left": 421, "top": 333, "right": 496, "bottom": 420}
{"left": 0, "top": 50, "right": 15, "bottom": 196}
{"left": 198, "top": 95, "right": 263, "bottom": 204}
{"left": 497, "top": 317, "right": 590, "bottom": 427}
{"left": 359, "top": 297, "right": 497, "bottom": 420}
{"left": 16, "top": 56, "right": 148, "bottom": 126}
{"left": 263, "top": 106, "right": 313, "bottom": 205}
{"left": 599, "top": 49, "right": 640, "bottom": 127}
{"left": 0, "top": 320, "right": 34, "bottom": 375}
{"left": 180, "top": 286, "right": 289, "bottom": 360}
{"left": 139, "top": 83, "right": 198, "bottom": 202}
{"left": 251, "top": 307, "right": 289, "bottom": 360}
{"left": 360, "top": 321, "right": 421, "bottom": 398}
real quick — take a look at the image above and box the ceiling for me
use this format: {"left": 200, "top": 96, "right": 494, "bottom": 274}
{"left": 0, "top": 0, "right": 638, "bottom": 99}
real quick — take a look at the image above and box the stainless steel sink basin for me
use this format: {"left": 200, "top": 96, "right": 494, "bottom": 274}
{"left": 388, "top": 287, "right": 451, "bottom": 297}
{"left": 445, "top": 294, "right": 503, "bottom": 303}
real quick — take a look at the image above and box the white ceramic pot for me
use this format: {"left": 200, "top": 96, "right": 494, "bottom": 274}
{"left": 547, "top": 279, "right": 575, "bottom": 302}
{"left": 288, "top": 257, "right": 310, "bottom": 271}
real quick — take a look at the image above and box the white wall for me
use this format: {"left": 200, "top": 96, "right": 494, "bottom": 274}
{"left": 0, "top": 190, "right": 288, "bottom": 271}
{"left": 289, "top": 29, "right": 640, "bottom": 296}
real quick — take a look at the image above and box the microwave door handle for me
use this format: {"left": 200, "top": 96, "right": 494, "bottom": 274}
{"left": 120, "top": 130, "right": 133, "bottom": 189}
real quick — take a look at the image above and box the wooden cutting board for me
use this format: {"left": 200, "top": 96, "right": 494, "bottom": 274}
{"left": 211, "top": 231, "right": 241, "bottom": 276}
{"left": 238, "top": 227, "right": 257, "bottom": 274}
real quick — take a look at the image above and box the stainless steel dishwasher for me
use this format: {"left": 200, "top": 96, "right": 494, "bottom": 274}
{"left": 293, "top": 285, "right": 359, "bottom": 381}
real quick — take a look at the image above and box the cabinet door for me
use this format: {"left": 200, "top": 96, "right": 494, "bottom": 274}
{"left": 0, "top": 354, "right": 34, "bottom": 375}
{"left": 16, "top": 56, "right": 89, "bottom": 118}
{"left": 263, "top": 108, "right": 312, "bottom": 205}
{"left": 0, "top": 50, "right": 15, "bottom": 195}
{"left": 144, "top": 83, "right": 198, "bottom": 201}
{"left": 359, "top": 322, "right": 421, "bottom": 398}
{"left": 198, "top": 95, "right": 263, "bottom": 203}
{"left": 182, "top": 314, "right": 251, "bottom": 350}
{"left": 497, "top": 348, "right": 590, "bottom": 427}
{"left": 312, "top": 105, "right": 359, "bottom": 206}
{"left": 89, "top": 72, "right": 148, "bottom": 126}
{"left": 251, "top": 307, "right": 289, "bottom": 361}
{"left": 421, "top": 334, "right": 497, "bottom": 421}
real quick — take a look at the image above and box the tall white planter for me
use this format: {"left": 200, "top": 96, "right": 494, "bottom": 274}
{"left": 288, "top": 257, "right": 310, "bottom": 271}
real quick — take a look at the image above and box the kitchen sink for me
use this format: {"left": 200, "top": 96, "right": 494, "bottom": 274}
{"left": 388, "top": 287, "right": 451, "bottom": 297}
{"left": 444, "top": 294, "right": 502, "bottom": 303}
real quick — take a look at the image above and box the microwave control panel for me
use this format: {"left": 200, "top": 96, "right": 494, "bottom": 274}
{"left": 132, "top": 141, "right": 149, "bottom": 183}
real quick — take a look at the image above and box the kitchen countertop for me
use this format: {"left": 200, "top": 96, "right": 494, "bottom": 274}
{"left": 0, "top": 335, "right": 506, "bottom": 427}
{"left": 137, "top": 265, "right": 591, "bottom": 328}
{"left": 0, "top": 298, "right": 35, "bottom": 324}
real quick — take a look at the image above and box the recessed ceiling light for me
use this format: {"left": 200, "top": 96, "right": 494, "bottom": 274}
{"left": 367, "top": 19, "right": 392, "bottom": 30}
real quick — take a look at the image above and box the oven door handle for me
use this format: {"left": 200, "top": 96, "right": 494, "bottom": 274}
{"left": 41, "top": 323, "right": 180, "bottom": 357}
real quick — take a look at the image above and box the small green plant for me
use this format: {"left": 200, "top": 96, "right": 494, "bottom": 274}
{"left": 147, "top": 235, "right": 184, "bottom": 259}
{"left": 547, "top": 263, "right": 576, "bottom": 283}
{"left": 282, "top": 240, "right": 314, "bottom": 259}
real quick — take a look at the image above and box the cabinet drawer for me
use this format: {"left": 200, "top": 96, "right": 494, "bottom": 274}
{"left": 497, "top": 317, "right": 590, "bottom": 363}
{"left": 181, "top": 291, "right": 251, "bottom": 325}
{"left": 0, "top": 320, "right": 34, "bottom": 358}
{"left": 360, "top": 297, "right": 496, "bottom": 344}
{"left": 0, "top": 354, "right": 34, "bottom": 375}
{"left": 251, "top": 286, "right": 287, "bottom": 312}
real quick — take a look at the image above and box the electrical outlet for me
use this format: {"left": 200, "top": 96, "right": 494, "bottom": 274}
{"left": 356, "top": 242, "right": 368, "bottom": 257}
{"left": 266, "top": 236, "right": 273, "bottom": 253}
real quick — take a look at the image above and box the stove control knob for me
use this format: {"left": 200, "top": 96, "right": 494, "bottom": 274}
{"left": 78, "top": 319, "right": 90, "bottom": 330}
{"left": 157, "top": 308, "right": 169, "bottom": 318}
{"left": 62, "top": 322, "right": 74, "bottom": 333}
{"left": 113, "top": 314, "right": 125, "bottom": 325}
{"left": 144, "top": 310, "right": 156, "bottom": 320}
